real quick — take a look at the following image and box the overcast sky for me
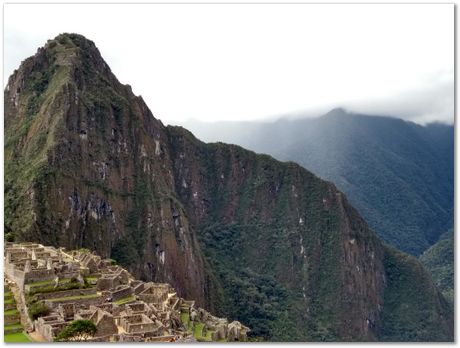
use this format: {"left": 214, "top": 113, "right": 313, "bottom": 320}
{"left": 4, "top": 3, "right": 454, "bottom": 125}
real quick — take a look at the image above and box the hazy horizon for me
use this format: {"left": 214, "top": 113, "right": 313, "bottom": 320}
{"left": 177, "top": 107, "right": 454, "bottom": 127}
{"left": 5, "top": 4, "right": 454, "bottom": 125}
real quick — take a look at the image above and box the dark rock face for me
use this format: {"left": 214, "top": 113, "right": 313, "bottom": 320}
{"left": 4, "top": 33, "right": 453, "bottom": 341}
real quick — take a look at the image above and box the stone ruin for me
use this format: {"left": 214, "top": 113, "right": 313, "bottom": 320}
{"left": 4, "top": 242, "right": 250, "bottom": 342}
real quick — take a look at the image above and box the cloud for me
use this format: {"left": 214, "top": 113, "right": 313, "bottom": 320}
{"left": 4, "top": 3, "right": 454, "bottom": 125}
{"left": 341, "top": 69, "right": 454, "bottom": 124}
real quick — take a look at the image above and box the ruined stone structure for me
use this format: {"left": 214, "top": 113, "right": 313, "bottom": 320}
{"left": 4, "top": 242, "right": 249, "bottom": 342}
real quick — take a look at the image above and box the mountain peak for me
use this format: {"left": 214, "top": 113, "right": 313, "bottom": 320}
{"left": 36, "top": 33, "right": 96, "bottom": 56}
{"left": 6, "top": 33, "right": 111, "bottom": 96}
{"left": 47, "top": 33, "right": 112, "bottom": 75}
{"left": 5, "top": 33, "right": 132, "bottom": 133}
{"left": 324, "top": 107, "right": 350, "bottom": 117}
{"left": 51, "top": 32, "right": 96, "bottom": 47}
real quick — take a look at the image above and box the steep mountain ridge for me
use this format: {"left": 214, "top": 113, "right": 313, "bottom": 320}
{"left": 167, "top": 126, "right": 387, "bottom": 340}
{"left": 5, "top": 34, "right": 207, "bottom": 305}
{"left": 181, "top": 110, "right": 454, "bottom": 256}
{"left": 4, "top": 33, "right": 453, "bottom": 341}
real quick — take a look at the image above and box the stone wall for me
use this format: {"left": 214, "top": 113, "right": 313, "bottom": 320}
{"left": 85, "top": 334, "right": 114, "bottom": 342}
{"left": 91, "top": 303, "right": 121, "bottom": 316}
{"left": 5, "top": 302, "right": 16, "bottom": 311}
{"left": 45, "top": 295, "right": 104, "bottom": 309}
{"left": 111, "top": 286, "right": 133, "bottom": 301}
{"left": 23, "top": 269, "right": 56, "bottom": 284}
{"left": 58, "top": 303, "right": 75, "bottom": 321}
{"left": 97, "top": 277, "right": 119, "bottom": 291}
{"left": 95, "top": 312, "right": 118, "bottom": 337}
{"left": 125, "top": 302, "right": 150, "bottom": 315}
{"left": 56, "top": 270, "right": 80, "bottom": 279}
{"left": 36, "top": 288, "right": 97, "bottom": 300}
{"left": 127, "top": 322, "right": 159, "bottom": 334}
{"left": 121, "top": 314, "right": 157, "bottom": 334}
{"left": 7, "top": 250, "right": 28, "bottom": 262}
{"left": 146, "top": 335, "right": 177, "bottom": 342}
{"left": 137, "top": 285, "right": 170, "bottom": 304}
{"left": 133, "top": 282, "right": 145, "bottom": 295}
{"left": 5, "top": 264, "right": 26, "bottom": 289}
{"left": 34, "top": 316, "right": 66, "bottom": 341}
{"left": 5, "top": 313, "right": 21, "bottom": 325}
{"left": 118, "top": 333, "right": 144, "bottom": 342}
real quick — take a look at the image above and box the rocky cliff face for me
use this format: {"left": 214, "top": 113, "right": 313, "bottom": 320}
{"left": 4, "top": 34, "right": 453, "bottom": 341}
{"left": 167, "top": 127, "right": 388, "bottom": 340}
{"left": 4, "top": 34, "right": 206, "bottom": 306}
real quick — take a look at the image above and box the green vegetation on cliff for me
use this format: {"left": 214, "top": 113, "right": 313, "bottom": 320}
{"left": 181, "top": 110, "right": 453, "bottom": 257}
{"left": 420, "top": 229, "right": 454, "bottom": 303}
{"left": 380, "top": 246, "right": 453, "bottom": 341}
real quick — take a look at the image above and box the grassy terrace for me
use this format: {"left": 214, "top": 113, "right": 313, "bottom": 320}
{"left": 194, "top": 322, "right": 215, "bottom": 342}
{"left": 4, "top": 288, "right": 31, "bottom": 343}
{"left": 25, "top": 278, "right": 71, "bottom": 289}
{"left": 48, "top": 293, "right": 100, "bottom": 302}
{"left": 5, "top": 308, "right": 19, "bottom": 316}
{"left": 180, "top": 312, "right": 216, "bottom": 342}
{"left": 5, "top": 323, "right": 23, "bottom": 331}
{"left": 114, "top": 295, "right": 136, "bottom": 305}
{"left": 180, "top": 312, "right": 191, "bottom": 332}
{"left": 4, "top": 332, "right": 32, "bottom": 343}
{"left": 194, "top": 323, "right": 203, "bottom": 337}
{"left": 27, "top": 278, "right": 70, "bottom": 287}
{"left": 4, "top": 297, "right": 15, "bottom": 304}
{"left": 85, "top": 276, "right": 99, "bottom": 285}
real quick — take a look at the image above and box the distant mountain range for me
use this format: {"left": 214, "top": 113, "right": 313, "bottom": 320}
{"left": 181, "top": 109, "right": 453, "bottom": 256}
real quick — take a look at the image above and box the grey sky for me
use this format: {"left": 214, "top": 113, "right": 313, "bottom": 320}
{"left": 4, "top": 3, "right": 454, "bottom": 125}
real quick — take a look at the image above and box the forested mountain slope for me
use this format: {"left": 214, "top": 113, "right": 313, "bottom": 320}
{"left": 182, "top": 110, "right": 454, "bottom": 256}
{"left": 420, "top": 229, "right": 454, "bottom": 303}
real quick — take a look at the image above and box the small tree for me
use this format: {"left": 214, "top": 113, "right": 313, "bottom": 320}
{"left": 29, "top": 301, "right": 50, "bottom": 320}
{"left": 55, "top": 320, "right": 97, "bottom": 341}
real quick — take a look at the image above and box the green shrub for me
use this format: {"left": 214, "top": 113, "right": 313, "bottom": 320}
{"left": 55, "top": 319, "right": 97, "bottom": 342}
{"left": 28, "top": 301, "right": 50, "bottom": 320}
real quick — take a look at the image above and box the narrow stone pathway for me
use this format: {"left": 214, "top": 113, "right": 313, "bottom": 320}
{"left": 28, "top": 331, "right": 47, "bottom": 342}
{"left": 8, "top": 280, "right": 32, "bottom": 332}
